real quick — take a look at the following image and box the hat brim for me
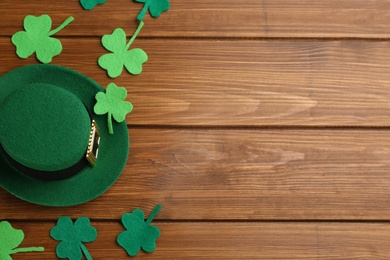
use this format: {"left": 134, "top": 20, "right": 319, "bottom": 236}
{"left": 0, "top": 64, "right": 129, "bottom": 206}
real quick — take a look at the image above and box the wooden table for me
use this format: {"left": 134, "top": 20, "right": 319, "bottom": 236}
{"left": 2, "top": 1, "right": 390, "bottom": 259}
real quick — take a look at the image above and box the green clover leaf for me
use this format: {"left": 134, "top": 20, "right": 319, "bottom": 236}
{"left": 12, "top": 15, "right": 74, "bottom": 64}
{"left": 94, "top": 83, "right": 133, "bottom": 134}
{"left": 136, "top": 0, "right": 170, "bottom": 21}
{"left": 98, "top": 21, "right": 148, "bottom": 78}
{"left": 50, "top": 216, "right": 97, "bottom": 260}
{"left": 80, "top": 0, "right": 107, "bottom": 10}
{"left": 0, "top": 221, "right": 44, "bottom": 259}
{"left": 117, "top": 204, "right": 162, "bottom": 256}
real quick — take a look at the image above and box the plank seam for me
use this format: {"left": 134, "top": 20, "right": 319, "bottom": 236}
{"left": 127, "top": 125, "right": 390, "bottom": 130}
{"left": 8, "top": 219, "right": 390, "bottom": 223}
{"left": 3, "top": 35, "right": 390, "bottom": 41}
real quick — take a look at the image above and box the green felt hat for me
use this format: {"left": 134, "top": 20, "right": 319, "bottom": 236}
{"left": 0, "top": 64, "right": 129, "bottom": 206}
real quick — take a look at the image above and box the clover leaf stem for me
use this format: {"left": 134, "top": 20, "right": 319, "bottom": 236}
{"left": 10, "top": 247, "right": 45, "bottom": 254}
{"left": 126, "top": 21, "right": 144, "bottom": 50}
{"left": 80, "top": 243, "right": 93, "bottom": 260}
{"left": 137, "top": 2, "right": 150, "bottom": 21}
{"left": 146, "top": 204, "right": 162, "bottom": 224}
{"left": 48, "top": 16, "right": 75, "bottom": 36}
{"left": 108, "top": 112, "right": 114, "bottom": 134}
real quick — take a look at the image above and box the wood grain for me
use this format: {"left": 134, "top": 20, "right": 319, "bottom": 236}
{"left": 1, "top": 128, "right": 390, "bottom": 221}
{"left": 11, "top": 221, "right": 390, "bottom": 259}
{"left": 2, "top": 38, "right": 390, "bottom": 126}
{"left": 2, "top": 0, "right": 390, "bottom": 38}
{"left": 2, "top": 0, "right": 390, "bottom": 259}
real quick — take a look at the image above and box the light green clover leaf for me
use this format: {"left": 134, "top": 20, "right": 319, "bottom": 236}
{"left": 12, "top": 15, "right": 74, "bottom": 64}
{"left": 94, "top": 83, "right": 133, "bottom": 134}
{"left": 0, "top": 221, "right": 44, "bottom": 259}
{"left": 50, "top": 216, "right": 97, "bottom": 260}
{"left": 136, "top": 0, "right": 170, "bottom": 21}
{"left": 117, "top": 204, "right": 162, "bottom": 256}
{"left": 98, "top": 21, "right": 148, "bottom": 78}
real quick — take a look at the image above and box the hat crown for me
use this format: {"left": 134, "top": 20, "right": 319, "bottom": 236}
{"left": 0, "top": 83, "right": 91, "bottom": 172}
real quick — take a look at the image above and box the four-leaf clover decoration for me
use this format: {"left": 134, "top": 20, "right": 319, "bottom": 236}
{"left": 0, "top": 221, "right": 44, "bottom": 259}
{"left": 50, "top": 217, "right": 97, "bottom": 260}
{"left": 12, "top": 15, "right": 74, "bottom": 64}
{"left": 80, "top": 0, "right": 107, "bottom": 10}
{"left": 136, "top": 0, "right": 170, "bottom": 21}
{"left": 117, "top": 204, "right": 162, "bottom": 256}
{"left": 94, "top": 83, "right": 133, "bottom": 134}
{"left": 98, "top": 21, "right": 148, "bottom": 78}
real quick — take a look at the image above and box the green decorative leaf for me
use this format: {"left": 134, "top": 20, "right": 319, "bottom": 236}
{"left": 136, "top": 0, "right": 170, "bottom": 21}
{"left": 98, "top": 21, "right": 148, "bottom": 78}
{"left": 11, "top": 15, "right": 74, "bottom": 64}
{"left": 94, "top": 83, "right": 133, "bottom": 134}
{"left": 117, "top": 204, "right": 162, "bottom": 256}
{"left": 80, "top": 0, "right": 107, "bottom": 10}
{"left": 50, "top": 216, "right": 97, "bottom": 260}
{"left": 0, "top": 221, "right": 44, "bottom": 259}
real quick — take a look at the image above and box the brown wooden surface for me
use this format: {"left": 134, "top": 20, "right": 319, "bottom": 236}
{"left": 3, "top": 0, "right": 390, "bottom": 38}
{"left": 2, "top": 0, "right": 390, "bottom": 259}
{"left": 11, "top": 222, "right": 390, "bottom": 259}
{"left": 4, "top": 38, "right": 390, "bottom": 126}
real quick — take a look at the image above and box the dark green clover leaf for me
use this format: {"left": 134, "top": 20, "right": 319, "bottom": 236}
{"left": 0, "top": 221, "right": 44, "bottom": 259}
{"left": 136, "top": 0, "right": 170, "bottom": 21}
{"left": 12, "top": 15, "right": 74, "bottom": 64}
{"left": 94, "top": 83, "right": 133, "bottom": 134}
{"left": 98, "top": 21, "right": 148, "bottom": 78}
{"left": 117, "top": 204, "right": 162, "bottom": 256}
{"left": 50, "top": 216, "right": 97, "bottom": 260}
{"left": 80, "top": 0, "right": 107, "bottom": 10}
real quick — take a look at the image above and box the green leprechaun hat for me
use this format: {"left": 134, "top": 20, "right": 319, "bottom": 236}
{"left": 0, "top": 64, "right": 129, "bottom": 206}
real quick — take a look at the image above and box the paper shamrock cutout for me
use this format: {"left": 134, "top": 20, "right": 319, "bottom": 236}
{"left": 50, "top": 216, "right": 97, "bottom": 260}
{"left": 98, "top": 21, "right": 148, "bottom": 78}
{"left": 94, "top": 83, "right": 133, "bottom": 134}
{"left": 117, "top": 204, "right": 162, "bottom": 256}
{"left": 0, "top": 221, "right": 44, "bottom": 259}
{"left": 136, "top": 0, "right": 170, "bottom": 21}
{"left": 80, "top": 0, "right": 107, "bottom": 10}
{"left": 12, "top": 15, "right": 74, "bottom": 64}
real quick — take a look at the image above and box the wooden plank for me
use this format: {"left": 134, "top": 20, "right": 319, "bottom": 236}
{"left": 2, "top": 128, "right": 390, "bottom": 220}
{"left": 2, "top": 1, "right": 390, "bottom": 38}
{"left": 10, "top": 221, "right": 390, "bottom": 259}
{"left": 2, "top": 38, "right": 390, "bottom": 126}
